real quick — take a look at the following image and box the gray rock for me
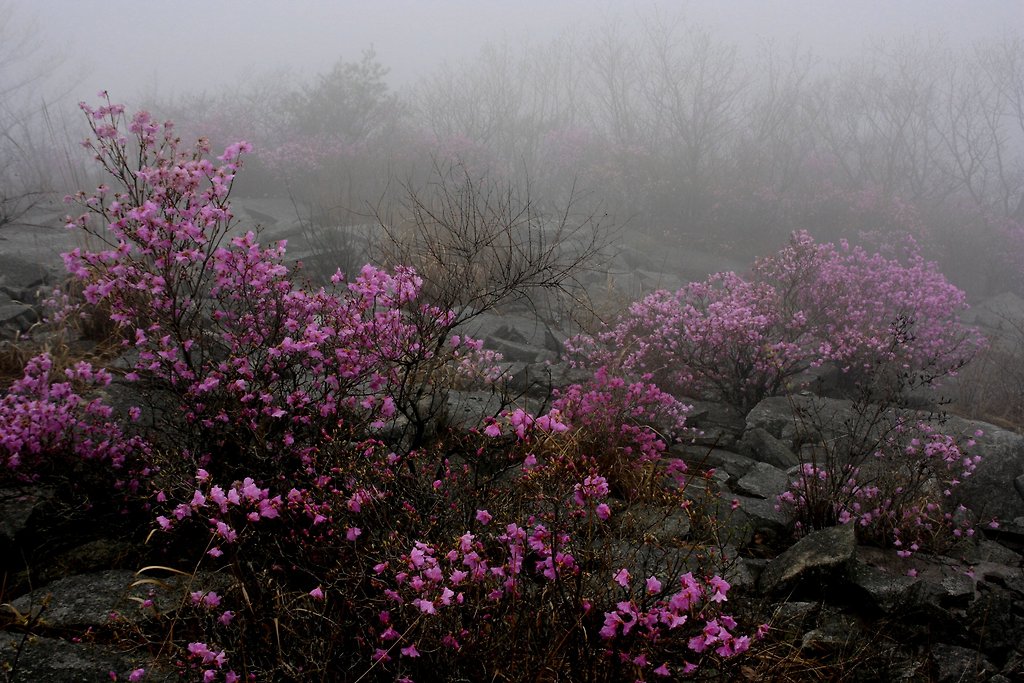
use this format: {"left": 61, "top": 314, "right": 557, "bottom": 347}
{"left": 800, "top": 612, "right": 861, "bottom": 655}
{"left": 938, "top": 415, "right": 1024, "bottom": 522}
{"left": 846, "top": 558, "right": 919, "bottom": 613}
{"left": 961, "top": 538, "right": 1023, "bottom": 566}
{"left": 962, "top": 291, "right": 1024, "bottom": 331}
{"left": 671, "top": 445, "right": 756, "bottom": 480}
{"left": 744, "top": 396, "right": 803, "bottom": 442}
{"left": 758, "top": 523, "right": 857, "bottom": 595}
{"left": 0, "top": 253, "right": 56, "bottom": 301}
{"left": 0, "top": 488, "right": 53, "bottom": 546}
{"left": 732, "top": 495, "right": 792, "bottom": 535}
{"left": 0, "top": 292, "right": 37, "bottom": 337}
{"left": 486, "top": 336, "right": 557, "bottom": 363}
{"left": 931, "top": 643, "right": 996, "bottom": 683}
{"left": 738, "top": 427, "right": 800, "bottom": 469}
{"left": 9, "top": 569, "right": 199, "bottom": 627}
{"left": 0, "top": 632, "right": 169, "bottom": 683}
{"left": 735, "top": 462, "right": 791, "bottom": 500}
{"left": 458, "top": 312, "right": 563, "bottom": 354}
{"left": 444, "top": 390, "right": 506, "bottom": 431}
{"left": 685, "top": 399, "right": 746, "bottom": 449}
{"left": 747, "top": 396, "right": 1024, "bottom": 522}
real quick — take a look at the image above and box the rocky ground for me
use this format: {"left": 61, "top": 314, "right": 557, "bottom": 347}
{"left": 2, "top": 201, "right": 1023, "bottom": 681}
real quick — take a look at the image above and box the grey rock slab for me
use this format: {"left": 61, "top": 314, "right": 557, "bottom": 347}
{"left": 961, "top": 538, "right": 1023, "bottom": 565}
{"left": 758, "top": 523, "right": 857, "bottom": 595}
{"left": 744, "top": 396, "right": 802, "bottom": 442}
{"left": 0, "top": 293, "right": 37, "bottom": 336}
{"left": 0, "top": 488, "right": 53, "bottom": 545}
{"left": 746, "top": 396, "right": 1024, "bottom": 521}
{"left": 732, "top": 495, "right": 792, "bottom": 534}
{"left": 0, "top": 632, "right": 171, "bottom": 683}
{"left": 0, "top": 252, "right": 57, "bottom": 299}
{"left": 938, "top": 415, "right": 1024, "bottom": 522}
{"left": 738, "top": 427, "right": 800, "bottom": 469}
{"left": 485, "top": 336, "right": 556, "bottom": 363}
{"left": 444, "top": 390, "right": 506, "bottom": 431}
{"left": 857, "top": 546, "right": 977, "bottom": 609}
{"left": 931, "top": 643, "right": 997, "bottom": 683}
{"left": 735, "top": 462, "right": 791, "bottom": 500}
{"left": 9, "top": 569, "right": 197, "bottom": 627}
{"left": 799, "top": 612, "right": 861, "bottom": 655}
{"left": 458, "top": 312, "right": 563, "bottom": 354}
{"left": 686, "top": 399, "right": 746, "bottom": 433}
{"left": 671, "top": 444, "right": 756, "bottom": 480}
{"left": 845, "top": 559, "right": 919, "bottom": 613}
{"left": 962, "top": 291, "right": 1024, "bottom": 331}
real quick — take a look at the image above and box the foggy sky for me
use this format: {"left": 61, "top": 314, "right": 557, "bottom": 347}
{"left": 10, "top": 0, "right": 1024, "bottom": 105}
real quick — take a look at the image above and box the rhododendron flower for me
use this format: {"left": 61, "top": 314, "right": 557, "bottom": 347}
{"left": 613, "top": 568, "right": 630, "bottom": 587}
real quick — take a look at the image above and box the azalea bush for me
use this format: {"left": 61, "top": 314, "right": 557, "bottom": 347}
{"left": 0, "top": 352, "right": 149, "bottom": 488}
{"left": 570, "top": 231, "right": 983, "bottom": 412}
{"left": 777, "top": 410, "right": 982, "bottom": 556}
{"left": 0, "top": 97, "right": 774, "bottom": 681}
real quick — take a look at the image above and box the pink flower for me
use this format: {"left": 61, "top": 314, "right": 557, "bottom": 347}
{"left": 613, "top": 568, "right": 630, "bottom": 588}
{"left": 475, "top": 509, "right": 493, "bottom": 525}
{"left": 309, "top": 586, "right": 324, "bottom": 600}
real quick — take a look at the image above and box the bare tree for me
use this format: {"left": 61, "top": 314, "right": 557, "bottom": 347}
{"left": 372, "top": 161, "right": 610, "bottom": 447}
{"left": 0, "top": 1, "right": 69, "bottom": 227}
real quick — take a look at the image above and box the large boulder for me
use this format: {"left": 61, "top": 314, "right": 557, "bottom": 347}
{"left": 758, "top": 523, "right": 857, "bottom": 595}
{"left": 933, "top": 415, "right": 1024, "bottom": 522}
{"left": 0, "top": 632, "right": 169, "bottom": 683}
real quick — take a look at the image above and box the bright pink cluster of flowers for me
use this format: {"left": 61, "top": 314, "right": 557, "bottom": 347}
{"left": 777, "top": 420, "right": 982, "bottom": 553}
{"left": 0, "top": 353, "right": 148, "bottom": 485}
{"left": 569, "top": 231, "right": 983, "bottom": 410}
{"left": 551, "top": 367, "right": 691, "bottom": 463}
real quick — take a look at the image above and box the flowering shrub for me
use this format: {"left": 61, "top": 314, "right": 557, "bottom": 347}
{"left": 777, "top": 415, "right": 982, "bottom": 556}
{"left": 549, "top": 367, "right": 691, "bottom": 498}
{"left": 23, "top": 98, "right": 765, "bottom": 680}
{"left": 570, "top": 231, "right": 983, "bottom": 411}
{"left": 64, "top": 95, "right": 476, "bottom": 480}
{"left": 756, "top": 231, "right": 984, "bottom": 393}
{"left": 0, "top": 352, "right": 148, "bottom": 487}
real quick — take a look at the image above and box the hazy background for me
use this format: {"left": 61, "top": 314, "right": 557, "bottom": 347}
{"left": 13, "top": 0, "right": 1023, "bottom": 100}
{"left": 3, "top": 0, "right": 1024, "bottom": 302}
